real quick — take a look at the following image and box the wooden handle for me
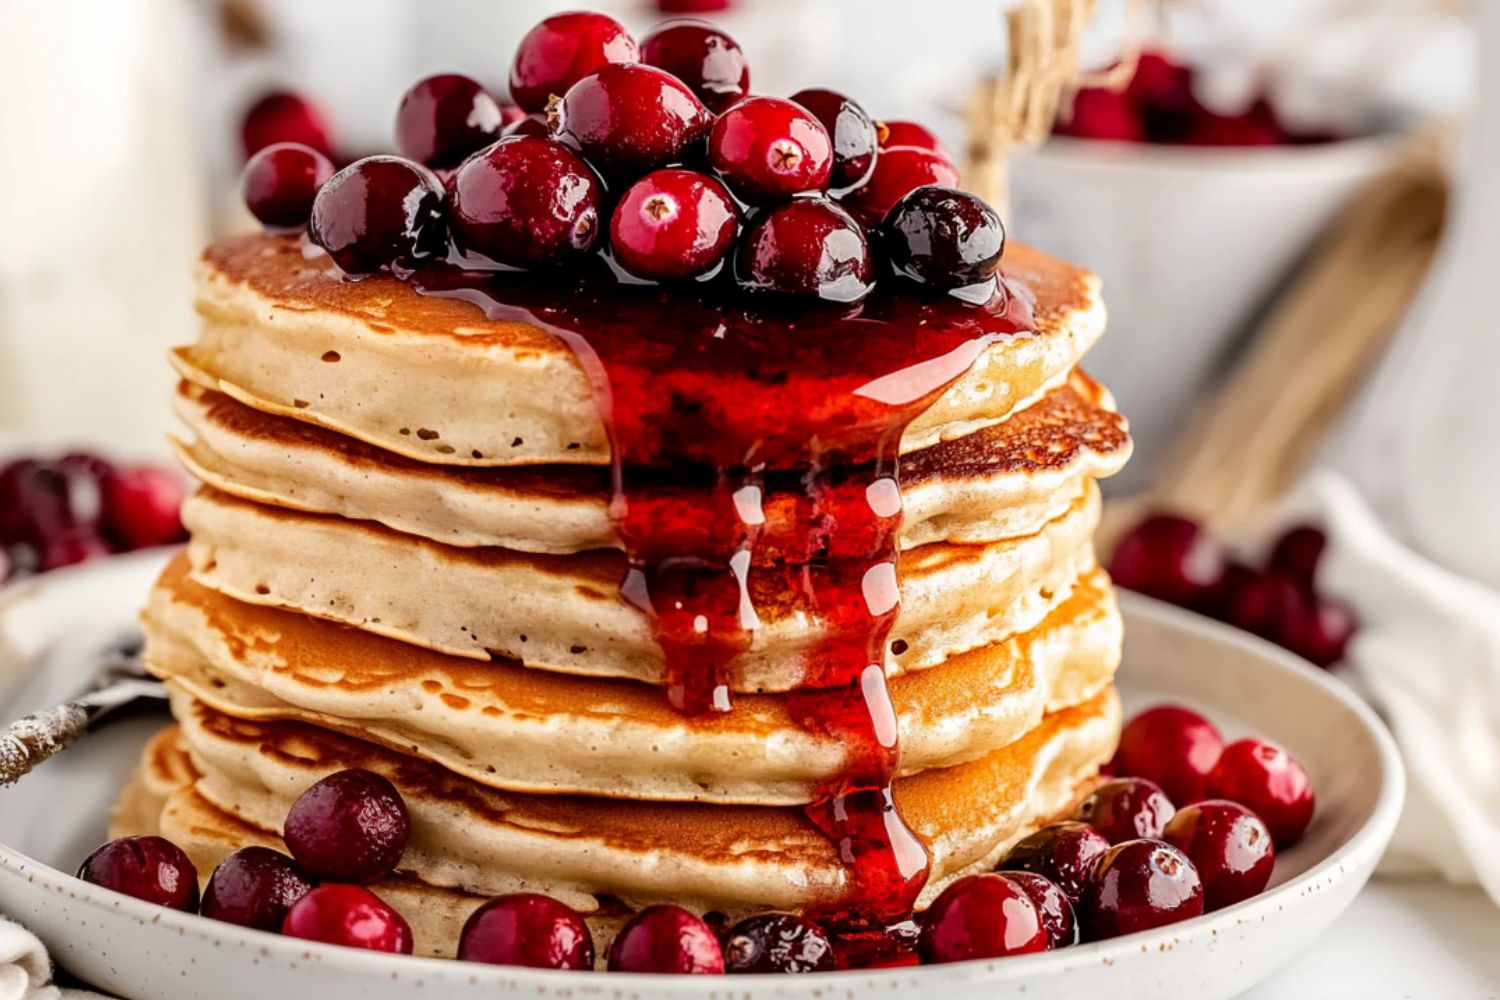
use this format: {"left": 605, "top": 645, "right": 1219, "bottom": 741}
{"left": 0, "top": 703, "right": 90, "bottom": 786}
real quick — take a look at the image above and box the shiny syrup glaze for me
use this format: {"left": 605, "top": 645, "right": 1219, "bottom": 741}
{"left": 409, "top": 258, "right": 1034, "bottom": 956}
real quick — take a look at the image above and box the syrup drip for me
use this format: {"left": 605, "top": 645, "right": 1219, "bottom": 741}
{"left": 409, "top": 260, "right": 1034, "bottom": 945}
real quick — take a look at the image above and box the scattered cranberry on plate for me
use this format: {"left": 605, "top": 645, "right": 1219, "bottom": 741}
{"left": 606, "top": 904, "right": 725, "bottom": 974}
{"left": 282, "top": 768, "right": 411, "bottom": 883}
{"left": 1208, "top": 738, "right": 1316, "bottom": 847}
{"left": 1163, "top": 800, "right": 1276, "bottom": 911}
{"left": 1000, "top": 821, "right": 1110, "bottom": 903}
{"left": 1076, "top": 776, "right": 1176, "bottom": 844}
{"left": 458, "top": 893, "right": 595, "bottom": 970}
{"left": 241, "top": 90, "right": 334, "bottom": 161}
{"left": 1080, "top": 839, "right": 1204, "bottom": 940}
{"left": 918, "top": 873, "right": 1048, "bottom": 963}
{"left": 282, "top": 884, "right": 413, "bottom": 954}
{"left": 995, "top": 870, "right": 1079, "bottom": 949}
{"left": 200, "top": 847, "right": 315, "bottom": 932}
{"left": 77, "top": 836, "right": 200, "bottom": 912}
{"left": 1113, "top": 704, "right": 1223, "bottom": 805}
{"left": 721, "top": 912, "right": 836, "bottom": 974}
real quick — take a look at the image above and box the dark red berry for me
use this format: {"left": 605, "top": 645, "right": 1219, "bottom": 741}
{"left": 840, "top": 145, "right": 959, "bottom": 228}
{"left": 1077, "top": 777, "right": 1176, "bottom": 844}
{"left": 101, "top": 464, "right": 186, "bottom": 550}
{"left": 1183, "top": 102, "right": 1286, "bottom": 147}
{"left": 1001, "top": 822, "right": 1109, "bottom": 903}
{"left": 200, "top": 847, "right": 314, "bottom": 932}
{"left": 1113, "top": 704, "right": 1224, "bottom": 805}
{"left": 1109, "top": 513, "right": 1229, "bottom": 612}
{"left": 449, "top": 136, "right": 602, "bottom": 269}
{"left": 1128, "top": 51, "right": 1197, "bottom": 113}
{"left": 919, "top": 873, "right": 1047, "bottom": 964}
{"left": 0, "top": 455, "right": 109, "bottom": 545}
{"left": 508, "top": 12, "right": 639, "bottom": 114}
{"left": 1279, "top": 592, "right": 1356, "bottom": 668}
{"left": 722, "top": 913, "right": 835, "bottom": 973}
{"left": 499, "top": 104, "right": 527, "bottom": 127}
{"left": 503, "top": 112, "right": 551, "bottom": 139}
{"left": 1055, "top": 88, "right": 1144, "bottom": 142}
{"left": 1081, "top": 839, "right": 1204, "bottom": 940}
{"left": 607, "top": 904, "right": 724, "bottom": 974}
{"left": 282, "top": 884, "right": 412, "bottom": 954}
{"left": 309, "top": 156, "right": 445, "bottom": 275}
{"left": 789, "top": 88, "right": 879, "bottom": 193}
{"left": 734, "top": 197, "right": 872, "bottom": 303}
{"left": 1163, "top": 800, "right": 1275, "bottom": 911}
{"left": 283, "top": 768, "right": 410, "bottom": 883}
{"left": 458, "top": 893, "right": 594, "bottom": 970}
{"left": 240, "top": 143, "right": 334, "bottom": 229}
{"left": 876, "top": 120, "right": 945, "bottom": 158}
{"left": 39, "top": 530, "right": 111, "bottom": 571}
{"left": 882, "top": 185, "right": 1006, "bottom": 291}
{"left": 78, "top": 836, "right": 199, "bottom": 912}
{"left": 1224, "top": 568, "right": 1301, "bottom": 640}
{"left": 708, "top": 96, "right": 832, "bottom": 203}
{"left": 658, "top": 0, "right": 733, "bottom": 10}
{"left": 1207, "top": 739, "right": 1315, "bottom": 847}
{"left": 641, "top": 19, "right": 750, "bottom": 114}
{"left": 1267, "top": 526, "right": 1327, "bottom": 586}
{"left": 556, "top": 63, "right": 712, "bottom": 178}
{"left": 610, "top": 169, "right": 738, "bottom": 280}
{"left": 995, "top": 871, "right": 1078, "bottom": 949}
{"left": 394, "top": 74, "right": 503, "bottom": 170}
{"left": 241, "top": 91, "right": 333, "bottom": 160}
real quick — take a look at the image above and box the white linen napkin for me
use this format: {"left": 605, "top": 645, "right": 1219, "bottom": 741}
{"left": 0, "top": 918, "right": 101, "bottom": 1000}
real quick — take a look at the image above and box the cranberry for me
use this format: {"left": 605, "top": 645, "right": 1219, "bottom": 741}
{"left": 1113, "top": 704, "right": 1224, "bottom": 805}
{"left": 39, "top": 530, "right": 111, "bottom": 571}
{"left": 995, "top": 871, "right": 1078, "bottom": 948}
{"left": 309, "top": 156, "right": 445, "bottom": 275}
{"left": 503, "top": 113, "right": 551, "bottom": 139}
{"left": 1267, "top": 526, "right": 1327, "bottom": 586}
{"left": 0, "top": 455, "right": 109, "bottom": 545}
{"left": 1001, "top": 822, "right": 1109, "bottom": 903}
{"left": 1054, "top": 88, "right": 1143, "bottom": 142}
{"left": 1081, "top": 839, "right": 1204, "bottom": 940}
{"left": 1183, "top": 103, "right": 1285, "bottom": 147}
{"left": 200, "top": 847, "right": 314, "bottom": 932}
{"left": 450, "top": 136, "right": 603, "bottom": 269}
{"left": 101, "top": 464, "right": 186, "bottom": 550}
{"left": 1207, "top": 739, "right": 1315, "bottom": 847}
{"left": 1128, "top": 52, "right": 1196, "bottom": 113}
{"left": 641, "top": 20, "right": 750, "bottom": 114}
{"left": 607, "top": 904, "right": 724, "bottom": 974}
{"left": 919, "top": 873, "right": 1047, "bottom": 964}
{"left": 499, "top": 104, "right": 528, "bottom": 127}
{"left": 610, "top": 169, "right": 738, "bottom": 280}
{"left": 241, "top": 91, "right": 334, "bottom": 160}
{"left": 840, "top": 145, "right": 959, "bottom": 228}
{"left": 708, "top": 96, "right": 832, "bottom": 203}
{"left": 658, "top": 0, "right": 733, "bottom": 10}
{"left": 789, "top": 88, "right": 879, "bottom": 193}
{"left": 508, "top": 11, "right": 639, "bottom": 114}
{"left": 1280, "top": 592, "right": 1357, "bottom": 668}
{"left": 282, "top": 884, "right": 412, "bottom": 954}
{"left": 1077, "top": 777, "right": 1176, "bottom": 844}
{"left": 283, "top": 768, "right": 411, "bottom": 883}
{"left": 1108, "top": 513, "right": 1228, "bottom": 612}
{"left": 876, "top": 120, "right": 946, "bottom": 158}
{"left": 1163, "top": 801, "right": 1275, "bottom": 911}
{"left": 882, "top": 185, "right": 1006, "bottom": 291}
{"left": 556, "top": 63, "right": 712, "bottom": 178}
{"left": 239, "top": 142, "right": 334, "bottom": 229}
{"left": 394, "top": 74, "right": 503, "bottom": 170}
{"left": 722, "top": 913, "right": 836, "bottom": 973}
{"left": 77, "top": 836, "right": 199, "bottom": 912}
{"left": 458, "top": 893, "right": 594, "bottom": 970}
{"left": 734, "top": 197, "right": 872, "bottom": 303}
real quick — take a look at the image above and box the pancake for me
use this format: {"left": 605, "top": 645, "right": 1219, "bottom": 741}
{"left": 180, "top": 235, "right": 1106, "bottom": 468}
{"left": 181, "top": 481, "right": 1102, "bottom": 691}
{"left": 143, "top": 554, "right": 1121, "bottom": 804}
{"left": 170, "top": 370, "right": 1130, "bottom": 555}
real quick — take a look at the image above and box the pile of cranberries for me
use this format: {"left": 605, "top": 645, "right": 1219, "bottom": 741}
{"left": 239, "top": 12, "right": 1002, "bottom": 303}
{"left": 1110, "top": 515, "right": 1358, "bottom": 668}
{"left": 0, "top": 453, "right": 187, "bottom": 584}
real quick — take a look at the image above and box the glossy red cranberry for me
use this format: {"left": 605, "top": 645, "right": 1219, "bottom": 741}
{"left": 283, "top": 768, "right": 410, "bottom": 883}
{"left": 394, "top": 74, "right": 503, "bottom": 170}
{"left": 1207, "top": 739, "right": 1315, "bottom": 847}
{"left": 1163, "top": 800, "right": 1275, "bottom": 911}
{"left": 200, "top": 847, "right": 315, "bottom": 932}
{"left": 0, "top": 455, "right": 109, "bottom": 545}
{"left": 458, "top": 893, "right": 594, "bottom": 970}
{"left": 840, "top": 145, "right": 959, "bottom": 228}
{"left": 1081, "top": 839, "right": 1204, "bottom": 940}
{"left": 789, "top": 88, "right": 879, "bottom": 193}
{"left": 734, "top": 197, "right": 873, "bottom": 303}
{"left": 610, "top": 169, "right": 738, "bottom": 280}
{"left": 722, "top": 913, "right": 836, "bottom": 973}
{"left": 607, "top": 904, "right": 724, "bottom": 974}
{"left": 709, "top": 96, "right": 832, "bottom": 204}
{"left": 450, "top": 136, "right": 602, "bottom": 269}
{"left": 882, "top": 185, "right": 1006, "bottom": 291}
{"left": 282, "top": 884, "right": 413, "bottom": 954}
{"left": 1113, "top": 704, "right": 1224, "bottom": 805}
{"left": 1001, "top": 821, "right": 1110, "bottom": 903}
{"left": 876, "top": 120, "right": 946, "bottom": 158}
{"left": 556, "top": 63, "right": 712, "bottom": 178}
{"left": 309, "top": 156, "right": 445, "bottom": 275}
{"left": 919, "top": 873, "right": 1048, "bottom": 964}
{"left": 1267, "top": 525, "right": 1328, "bottom": 586}
{"left": 78, "top": 836, "right": 199, "bottom": 911}
{"left": 1054, "top": 88, "right": 1144, "bottom": 142}
{"left": 508, "top": 11, "right": 639, "bottom": 114}
{"left": 241, "top": 91, "right": 334, "bottom": 160}
{"left": 240, "top": 142, "right": 334, "bottom": 229}
{"left": 1109, "top": 513, "right": 1229, "bottom": 612}
{"left": 995, "top": 871, "right": 1078, "bottom": 949}
{"left": 101, "top": 464, "right": 186, "bottom": 550}
{"left": 503, "top": 113, "right": 551, "bottom": 139}
{"left": 1077, "top": 777, "right": 1176, "bottom": 844}
{"left": 641, "top": 19, "right": 750, "bottom": 114}
{"left": 1280, "top": 592, "right": 1357, "bottom": 668}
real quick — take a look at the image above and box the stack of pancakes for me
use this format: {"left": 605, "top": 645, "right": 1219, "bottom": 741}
{"left": 114, "top": 234, "right": 1131, "bottom": 958}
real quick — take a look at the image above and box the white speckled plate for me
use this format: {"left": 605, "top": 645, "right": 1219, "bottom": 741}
{"left": 0, "top": 553, "right": 1403, "bottom": 1000}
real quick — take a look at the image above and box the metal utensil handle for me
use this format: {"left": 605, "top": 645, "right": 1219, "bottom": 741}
{"left": 0, "top": 703, "right": 90, "bottom": 786}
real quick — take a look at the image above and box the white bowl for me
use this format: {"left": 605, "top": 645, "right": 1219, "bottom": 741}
{"left": 0, "top": 558, "right": 1402, "bottom": 999}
